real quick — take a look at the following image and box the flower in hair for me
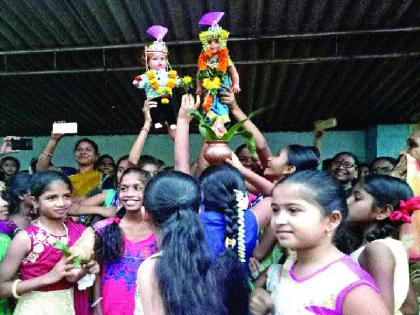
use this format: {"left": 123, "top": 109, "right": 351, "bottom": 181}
{"left": 113, "top": 217, "right": 121, "bottom": 225}
{"left": 389, "top": 196, "right": 420, "bottom": 223}
{"left": 234, "top": 189, "right": 247, "bottom": 263}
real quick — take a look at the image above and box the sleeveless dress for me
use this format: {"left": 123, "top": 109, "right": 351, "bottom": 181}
{"left": 14, "top": 219, "right": 85, "bottom": 315}
{"left": 350, "top": 238, "right": 409, "bottom": 315}
{"left": 93, "top": 218, "right": 157, "bottom": 315}
{"left": 266, "top": 254, "right": 379, "bottom": 314}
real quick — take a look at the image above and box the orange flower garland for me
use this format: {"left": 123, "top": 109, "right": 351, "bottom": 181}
{"left": 197, "top": 48, "right": 229, "bottom": 73}
{"left": 202, "top": 94, "right": 214, "bottom": 111}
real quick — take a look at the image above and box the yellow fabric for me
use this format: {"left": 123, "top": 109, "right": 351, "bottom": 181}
{"left": 69, "top": 171, "right": 101, "bottom": 197}
{"left": 14, "top": 288, "right": 74, "bottom": 315}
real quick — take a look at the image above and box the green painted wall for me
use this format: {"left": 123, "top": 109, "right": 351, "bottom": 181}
{"left": 3, "top": 124, "right": 410, "bottom": 170}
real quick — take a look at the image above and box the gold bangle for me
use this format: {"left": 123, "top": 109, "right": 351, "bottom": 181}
{"left": 12, "top": 279, "right": 21, "bottom": 299}
{"left": 42, "top": 151, "right": 52, "bottom": 158}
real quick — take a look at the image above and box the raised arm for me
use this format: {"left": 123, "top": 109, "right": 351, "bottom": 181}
{"left": 220, "top": 91, "right": 272, "bottom": 168}
{"left": 127, "top": 100, "right": 153, "bottom": 167}
{"left": 174, "top": 94, "right": 200, "bottom": 175}
{"left": 36, "top": 125, "right": 63, "bottom": 171}
{"left": 227, "top": 152, "right": 274, "bottom": 197}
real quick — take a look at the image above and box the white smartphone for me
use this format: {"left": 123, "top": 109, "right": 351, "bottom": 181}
{"left": 53, "top": 122, "right": 78, "bottom": 134}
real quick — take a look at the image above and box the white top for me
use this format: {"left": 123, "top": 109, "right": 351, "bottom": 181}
{"left": 350, "top": 238, "right": 409, "bottom": 315}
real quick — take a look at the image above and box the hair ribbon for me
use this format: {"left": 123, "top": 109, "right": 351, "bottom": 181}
{"left": 389, "top": 196, "right": 420, "bottom": 223}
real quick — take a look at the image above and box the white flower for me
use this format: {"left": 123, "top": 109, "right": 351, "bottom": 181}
{"left": 33, "top": 243, "right": 44, "bottom": 254}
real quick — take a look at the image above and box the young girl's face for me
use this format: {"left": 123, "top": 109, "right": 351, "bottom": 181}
{"left": 347, "top": 184, "right": 375, "bottom": 222}
{"left": 2, "top": 160, "right": 18, "bottom": 176}
{"left": 141, "top": 163, "right": 159, "bottom": 177}
{"left": 118, "top": 173, "right": 145, "bottom": 212}
{"left": 264, "top": 148, "right": 289, "bottom": 179}
{"left": 271, "top": 183, "right": 334, "bottom": 250}
{"left": 116, "top": 159, "right": 129, "bottom": 183}
{"left": 33, "top": 181, "right": 72, "bottom": 220}
{"left": 331, "top": 154, "right": 357, "bottom": 183}
{"left": 147, "top": 53, "right": 167, "bottom": 70}
{"left": 0, "top": 194, "right": 9, "bottom": 220}
{"left": 97, "top": 157, "right": 115, "bottom": 176}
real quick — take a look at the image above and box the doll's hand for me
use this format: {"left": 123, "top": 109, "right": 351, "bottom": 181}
{"left": 232, "top": 84, "right": 241, "bottom": 94}
{"left": 133, "top": 75, "right": 141, "bottom": 88}
{"left": 0, "top": 136, "right": 20, "bottom": 155}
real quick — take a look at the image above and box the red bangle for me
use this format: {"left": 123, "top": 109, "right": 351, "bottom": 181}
{"left": 141, "top": 127, "right": 149, "bottom": 133}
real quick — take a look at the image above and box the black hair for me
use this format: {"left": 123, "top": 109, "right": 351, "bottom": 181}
{"left": 286, "top": 145, "right": 319, "bottom": 171}
{"left": 234, "top": 144, "right": 247, "bottom": 155}
{"left": 369, "top": 156, "right": 397, "bottom": 169}
{"left": 199, "top": 165, "right": 250, "bottom": 315}
{"left": 95, "top": 168, "right": 149, "bottom": 264}
{"left": 29, "top": 170, "right": 73, "bottom": 199}
{"left": 277, "top": 170, "right": 349, "bottom": 249}
{"left": 278, "top": 170, "right": 348, "bottom": 218}
{"left": 322, "top": 158, "right": 333, "bottom": 171}
{"left": 74, "top": 138, "right": 99, "bottom": 155}
{"left": 5, "top": 172, "right": 32, "bottom": 215}
{"left": 332, "top": 151, "right": 359, "bottom": 166}
{"left": 95, "top": 154, "right": 115, "bottom": 169}
{"left": 143, "top": 170, "right": 226, "bottom": 315}
{"left": 362, "top": 175, "right": 413, "bottom": 242}
{"left": 138, "top": 155, "right": 159, "bottom": 169}
{"left": 0, "top": 156, "right": 21, "bottom": 173}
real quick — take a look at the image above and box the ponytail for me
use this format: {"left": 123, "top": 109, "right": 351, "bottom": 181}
{"left": 156, "top": 209, "right": 226, "bottom": 315}
{"left": 95, "top": 207, "right": 126, "bottom": 263}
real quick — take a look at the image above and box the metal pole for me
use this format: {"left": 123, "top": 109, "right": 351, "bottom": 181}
{"left": 0, "top": 26, "right": 419, "bottom": 56}
{"left": 0, "top": 51, "right": 419, "bottom": 76}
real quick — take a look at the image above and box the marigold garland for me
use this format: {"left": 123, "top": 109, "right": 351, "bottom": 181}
{"left": 146, "top": 69, "right": 177, "bottom": 104}
{"left": 198, "top": 48, "right": 229, "bottom": 73}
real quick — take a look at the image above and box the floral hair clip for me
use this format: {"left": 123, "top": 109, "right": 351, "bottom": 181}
{"left": 234, "top": 189, "right": 247, "bottom": 263}
{"left": 389, "top": 196, "right": 420, "bottom": 223}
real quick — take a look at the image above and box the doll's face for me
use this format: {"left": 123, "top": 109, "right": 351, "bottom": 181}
{"left": 147, "top": 53, "right": 167, "bottom": 70}
{"left": 209, "top": 39, "right": 220, "bottom": 54}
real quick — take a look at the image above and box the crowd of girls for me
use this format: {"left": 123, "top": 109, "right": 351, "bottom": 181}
{"left": 0, "top": 89, "right": 418, "bottom": 315}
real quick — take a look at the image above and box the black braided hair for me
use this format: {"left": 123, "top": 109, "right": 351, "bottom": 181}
{"left": 361, "top": 175, "right": 413, "bottom": 242}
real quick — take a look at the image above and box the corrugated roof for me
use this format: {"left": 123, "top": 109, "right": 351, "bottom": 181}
{"left": 1, "top": 0, "right": 419, "bottom": 135}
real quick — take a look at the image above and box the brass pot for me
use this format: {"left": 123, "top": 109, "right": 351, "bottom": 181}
{"left": 203, "top": 141, "right": 232, "bottom": 165}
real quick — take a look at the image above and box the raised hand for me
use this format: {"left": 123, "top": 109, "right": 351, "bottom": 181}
{"left": 0, "top": 136, "right": 20, "bottom": 155}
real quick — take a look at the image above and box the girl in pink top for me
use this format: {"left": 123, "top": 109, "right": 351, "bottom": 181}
{"left": 92, "top": 168, "right": 157, "bottom": 315}
{"left": 0, "top": 171, "right": 94, "bottom": 315}
{"left": 250, "top": 170, "right": 390, "bottom": 315}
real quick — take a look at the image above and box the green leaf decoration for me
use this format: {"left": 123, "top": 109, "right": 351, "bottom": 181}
{"left": 189, "top": 110, "right": 218, "bottom": 140}
{"left": 53, "top": 241, "right": 84, "bottom": 267}
{"left": 236, "top": 130, "right": 257, "bottom": 156}
{"left": 53, "top": 241, "right": 72, "bottom": 256}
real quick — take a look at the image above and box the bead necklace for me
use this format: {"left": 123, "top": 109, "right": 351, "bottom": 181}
{"left": 37, "top": 218, "right": 69, "bottom": 245}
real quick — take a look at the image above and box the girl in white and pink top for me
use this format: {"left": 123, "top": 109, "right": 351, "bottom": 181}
{"left": 250, "top": 171, "right": 390, "bottom": 315}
